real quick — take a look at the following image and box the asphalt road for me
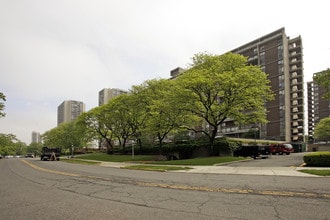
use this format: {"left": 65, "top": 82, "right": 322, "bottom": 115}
{"left": 0, "top": 156, "right": 329, "bottom": 220}
{"left": 228, "top": 152, "right": 307, "bottom": 167}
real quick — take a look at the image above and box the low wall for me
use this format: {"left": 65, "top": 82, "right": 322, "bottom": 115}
{"left": 307, "top": 144, "right": 330, "bottom": 152}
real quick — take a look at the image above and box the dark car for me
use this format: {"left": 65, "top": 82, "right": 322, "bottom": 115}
{"left": 40, "top": 147, "right": 60, "bottom": 161}
{"left": 234, "top": 145, "right": 270, "bottom": 159}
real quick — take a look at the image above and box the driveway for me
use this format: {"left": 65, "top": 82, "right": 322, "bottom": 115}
{"left": 226, "top": 152, "right": 307, "bottom": 167}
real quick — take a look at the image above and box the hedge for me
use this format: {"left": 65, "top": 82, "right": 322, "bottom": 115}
{"left": 303, "top": 151, "right": 330, "bottom": 167}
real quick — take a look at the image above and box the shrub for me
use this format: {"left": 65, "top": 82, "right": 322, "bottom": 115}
{"left": 303, "top": 151, "right": 330, "bottom": 167}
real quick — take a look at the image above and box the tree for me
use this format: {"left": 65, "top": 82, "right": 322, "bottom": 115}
{"left": 0, "top": 92, "right": 6, "bottom": 118}
{"left": 175, "top": 53, "right": 274, "bottom": 154}
{"left": 27, "top": 142, "right": 43, "bottom": 157}
{"left": 0, "top": 133, "right": 26, "bottom": 156}
{"left": 314, "top": 69, "right": 330, "bottom": 100}
{"left": 140, "top": 79, "right": 190, "bottom": 154}
{"left": 77, "top": 105, "right": 116, "bottom": 154}
{"left": 105, "top": 94, "right": 148, "bottom": 153}
{"left": 42, "top": 121, "right": 86, "bottom": 154}
{"left": 314, "top": 117, "right": 330, "bottom": 142}
{"left": 42, "top": 127, "right": 63, "bottom": 148}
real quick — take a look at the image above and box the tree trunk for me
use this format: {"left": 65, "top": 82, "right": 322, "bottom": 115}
{"left": 209, "top": 125, "right": 218, "bottom": 156}
{"left": 138, "top": 138, "right": 142, "bottom": 154}
{"left": 106, "top": 139, "right": 113, "bottom": 154}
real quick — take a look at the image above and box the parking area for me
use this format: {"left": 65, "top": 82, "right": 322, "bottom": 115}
{"left": 228, "top": 152, "right": 307, "bottom": 167}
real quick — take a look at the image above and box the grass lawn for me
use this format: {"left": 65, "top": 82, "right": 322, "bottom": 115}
{"left": 74, "top": 153, "right": 249, "bottom": 165}
{"left": 148, "top": 156, "right": 249, "bottom": 166}
{"left": 122, "top": 165, "right": 192, "bottom": 172}
{"left": 75, "top": 153, "right": 156, "bottom": 162}
{"left": 299, "top": 169, "right": 330, "bottom": 176}
{"left": 61, "top": 158, "right": 101, "bottom": 165}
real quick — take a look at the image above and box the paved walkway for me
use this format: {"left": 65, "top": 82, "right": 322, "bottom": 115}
{"left": 99, "top": 162, "right": 329, "bottom": 177}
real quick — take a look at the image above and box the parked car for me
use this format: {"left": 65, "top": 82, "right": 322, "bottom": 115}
{"left": 234, "top": 145, "right": 270, "bottom": 159}
{"left": 269, "top": 143, "right": 294, "bottom": 155}
{"left": 25, "top": 153, "right": 34, "bottom": 158}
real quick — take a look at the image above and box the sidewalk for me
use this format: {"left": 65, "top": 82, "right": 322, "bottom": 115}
{"left": 175, "top": 166, "right": 323, "bottom": 177}
{"left": 99, "top": 161, "right": 328, "bottom": 177}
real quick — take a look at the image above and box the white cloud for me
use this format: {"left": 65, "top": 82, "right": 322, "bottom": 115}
{"left": 0, "top": 0, "right": 329, "bottom": 143}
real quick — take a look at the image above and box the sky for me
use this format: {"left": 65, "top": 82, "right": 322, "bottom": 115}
{"left": 0, "top": 0, "right": 329, "bottom": 144}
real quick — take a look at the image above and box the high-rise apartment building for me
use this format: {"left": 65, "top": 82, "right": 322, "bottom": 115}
{"left": 31, "top": 131, "right": 41, "bottom": 144}
{"left": 170, "top": 67, "right": 185, "bottom": 79}
{"left": 227, "top": 28, "right": 304, "bottom": 142}
{"left": 307, "top": 70, "right": 330, "bottom": 142}
{"left": 307, "top": 81, "right": 315, "bottom": 142}
{"left": 170, "top": 28, "right": 304, "bottom": 143}
{"left": 57, "top": 100, "right": 85, "bottom": 126}
{"left": 98, "top": 88, "right": 128, "bottom": 106}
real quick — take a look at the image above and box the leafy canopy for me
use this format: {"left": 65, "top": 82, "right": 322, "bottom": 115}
{"left": 314, "top": 69, "right": 330, "bottom": 100}
{"left": 314, "top": 117, "right": 330, "bottom": 141}
{"left": 175, "top": 52, "right": 274, "bottom": 150}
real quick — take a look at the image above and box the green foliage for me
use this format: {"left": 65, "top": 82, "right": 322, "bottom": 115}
{"left": 77, "top": 105, "right": 116, "bottom": 153}
{"left": 303, "top": 152, "right": 330, "bottom": 167}
{"left": 122, "top": 165, "right": 191, "bottom": 172}
{"left": 0, "top": 133, "right": 19, "bottom": 156}
{"left": 162, "top": 140, "right": 198, "bottom": 159}
{"left": 138, "top": 79, "right": 192, "bottom": 153}
{"left": 175, "top": 52, "right": 274, "bottom": 152}
{"left": 314, "top": 117, "right": 330, "bottom": 141}
{"left": 106, "top": 94, "right": 147, "bottom": 151}
{"left": 314, "top": 69, "right": 330, "bottom": 100}
{"left": 42, "top": 121, "right": 86, "bottom": 153}
{"left": 27, "top": 142, "right": 43, "bottom": 156}
{"left": 299, "top": 169, "right": 330, "bottom": 176}
{"left": 67, "top": 52, "right": 274, "bottom": 157}
{"left": 76, "top": 153, "right": 155, "bottom": 162}
{"left": 150, "top": 156, "right": 247, "bottom": 166}
{"left": 0, "top": 92, "right": 6, "bottom": 118}
{"left": 62, "top": 159, "right": 101, "bottom": 165}
{"left": 74, "top": 152, "right": 247, "bottom": 165}
{"left": 162, "top": 137, "right": 240, "bottom": 158}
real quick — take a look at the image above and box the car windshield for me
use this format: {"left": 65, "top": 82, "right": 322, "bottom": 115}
{"left": 284, "top": 144, "right": 293, "bottom": 149}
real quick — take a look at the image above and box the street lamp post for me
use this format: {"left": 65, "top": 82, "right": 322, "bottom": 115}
{"left": 132, "top": 142, "right": 135, "bottom": 159}
{"left": 251, "top": 125, "right": 259, "bottom": 143}
{"left": 71, "top": 145, "right": 74, "bottom": 158}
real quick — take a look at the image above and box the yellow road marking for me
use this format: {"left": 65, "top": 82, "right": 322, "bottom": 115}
{"left": 22, "top": 160, "right": 330, "bottom": 199}
{"left": 22, "top": 159, "right": 104, "bottom": 180}
{"left": 22, "top": 159, "right": 80, "bottom": 177}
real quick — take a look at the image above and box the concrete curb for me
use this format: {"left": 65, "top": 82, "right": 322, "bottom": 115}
{"left": 98, "top": 161, "right": 328, "bottom": 177}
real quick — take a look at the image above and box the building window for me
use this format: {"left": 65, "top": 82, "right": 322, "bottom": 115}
{"left": 260, "top": 51, "right": 265, "bottom": 65}
{"left": 278, "top": 45, "right": 283, "bottom": 60}
{"left": 279, "top": 75, "right": 284, "bottom": 89}
{"left": 279, "top": 65, "right": 284, "bottom": 74}
{"left": 279, "top": 90, "right": 285, "bottom": 105}
{"left": 261, "top": 66, "right": 266, "bottom": 72}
